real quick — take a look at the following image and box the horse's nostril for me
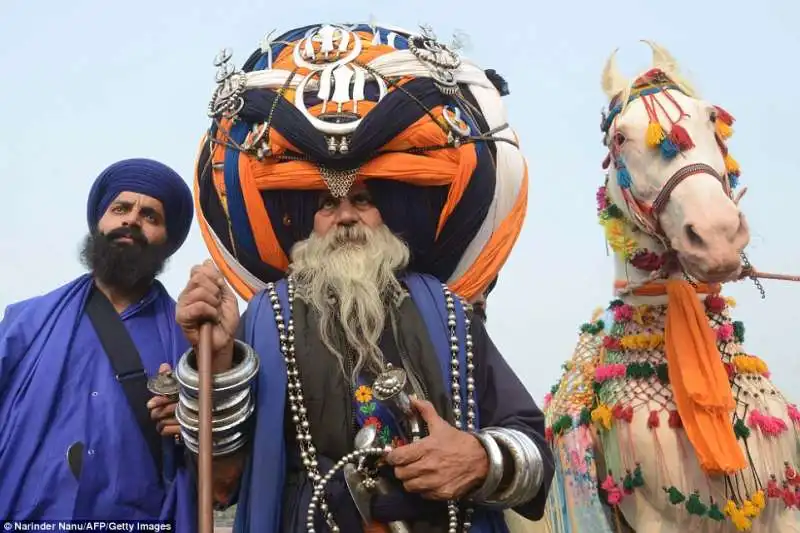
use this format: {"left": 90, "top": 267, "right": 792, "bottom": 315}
{"left": 684, "top": 224, "right": 705, "bottom": 248}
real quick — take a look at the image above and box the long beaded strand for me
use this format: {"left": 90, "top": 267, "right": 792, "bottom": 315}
{"left": 267, "top": 279, "right": 477, "bottom": 532}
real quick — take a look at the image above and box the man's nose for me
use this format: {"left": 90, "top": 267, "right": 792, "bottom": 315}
{"left": 120, "top": 209, "right": 142, "bottom": 227}
{"left": 334, "top": 200, "right": 358, "bottom": 225}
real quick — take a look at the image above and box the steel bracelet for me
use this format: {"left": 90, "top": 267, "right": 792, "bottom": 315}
{"left": 175, "top": 395, "right": 255, "bottom": 438}
{"left": 481, "top": 427, "right": 532, "bottom": 508}
{"left": 466, "top": 431, "right": 505, "bottom": 504}
{"left": 502, "top": 427, "right": 545, "bottom": 498}
{"left": 180, "top": 427, "right": 249, "bottom": 457}
{"left": 175, "top": 339, "right": 260, "bottom": 398}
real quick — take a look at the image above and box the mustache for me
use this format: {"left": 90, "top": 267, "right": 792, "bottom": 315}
{"left": 105, "top": 225, "right": 148, "bottom": 246}
{"left": 330, "top": 225, "right": 369, "bottom": 246}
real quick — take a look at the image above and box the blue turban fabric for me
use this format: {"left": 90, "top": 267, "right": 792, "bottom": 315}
{"left": 86, "top": 158, "right": 194, "bottom": 257}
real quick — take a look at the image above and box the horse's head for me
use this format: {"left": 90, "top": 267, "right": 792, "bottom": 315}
{"left": 600, "top": 41, "right": 748, "bottom": 284}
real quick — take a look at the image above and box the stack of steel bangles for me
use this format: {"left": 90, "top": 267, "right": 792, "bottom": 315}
{"left": 468, "top": 426, "right": 544, "bottom": 508}
{"left": 174, "top": 339, "right": 260, "bottom": 457}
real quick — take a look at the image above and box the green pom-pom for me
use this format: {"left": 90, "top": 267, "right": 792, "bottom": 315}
{"left": 707, "top": 502, "right": 725, "bottom": 521}
{"left": 664, "top": 486, "right": 685, "bottom": 505}
{"left": 685, "top": 491, "right": 708, "bottom": 516}
{"left": 550, "top": 384, "right": 560, "bottom": 395}
{"left": 553, "top": 415, "right": 573, "bottom": 435}
{"left": 734, "top": 418, "right": 751, "bottom": 440}
{"left": 639, "top": 362, "right": 654, "bottom": 378}
{"left": 656, "top": 363, "right": 669, "bottom": 384}
{"left": 623, "top": 472, "right": 634, "bottom": 491}
{"left": 733, "top": 321, "right": 745, "bottom": 342}
{"left": 607, "top": 204, "right": 624, "bottom": 218}
{"left": 632, "top": 464, "right": 644, "bottom": 487}
{"left": 607, "top": 299, "right": 624, "bottom": 309}
{"left": 579, "top": 408, "right": 592, "bottom": 426}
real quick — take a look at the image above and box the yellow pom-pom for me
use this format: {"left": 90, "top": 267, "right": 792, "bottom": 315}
{"left": 741, "top": 499, "right": 757, "bottom": 518}
{"left": 716, "top": 119, "right": 733, "bottom": 139}
{"left": 591, "top": 404, "right": 613, "bottom": 430}
{"left": 725, "top": 154, "right": 740, "bottom": 175}
{"left": 731, "top": 511, "right": 752, "bottom": 531}
{"left": 646, "top": 121, "right": 665, "bottom": 148}
{"left": 724, "top": 500, "right": 737, "bottom": 516}
{"left": 752, "top": 490, "right": 766, "bottom": 511}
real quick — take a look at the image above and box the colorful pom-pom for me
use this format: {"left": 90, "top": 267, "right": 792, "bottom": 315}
{"left": 646, "top": 121, "right": 666, "bottom": 148}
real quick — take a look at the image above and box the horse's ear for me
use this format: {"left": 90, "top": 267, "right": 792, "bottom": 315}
{"left": 641, "top": 40, "right": 679, "bottom": 75}
{"left": 602, "top": 48, "right": 628, "bottom": 100}
{"left": 641, "top": 40, "right": 697, "bottom": 96}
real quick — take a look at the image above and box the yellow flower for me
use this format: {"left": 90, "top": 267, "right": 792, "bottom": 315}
{"left": 603, "top": 219, "right": 638, "bottom": 258}
{"left": 355, "top": 385, "right": 373, "bottom": 403}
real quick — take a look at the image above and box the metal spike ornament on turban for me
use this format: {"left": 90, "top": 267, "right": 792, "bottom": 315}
{"left": 194, "top": 22, "right": 529, "bottom": 302}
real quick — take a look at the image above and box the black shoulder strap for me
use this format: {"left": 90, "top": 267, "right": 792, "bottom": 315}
{"left": 85, "top": 286, "right": 163, "bottom": 478}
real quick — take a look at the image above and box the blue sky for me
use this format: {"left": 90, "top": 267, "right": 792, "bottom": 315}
{"left": 1, "top": 0, "right": 798, "bottom": 401}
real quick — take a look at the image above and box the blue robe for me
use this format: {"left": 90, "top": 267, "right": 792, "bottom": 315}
{"left": 0, "top": 273, "right": 196, "bottom": 530}
{"left": 231, "top": 273, "right": 552, "bottom": 533}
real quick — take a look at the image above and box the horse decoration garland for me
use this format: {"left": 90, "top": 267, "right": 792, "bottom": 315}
{"left": 541, "top": 42, "right": 800, "bottom": 533}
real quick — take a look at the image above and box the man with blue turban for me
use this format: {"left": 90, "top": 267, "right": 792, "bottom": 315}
{"left": 0, "top": 158, "right": 197, "bottom": 530}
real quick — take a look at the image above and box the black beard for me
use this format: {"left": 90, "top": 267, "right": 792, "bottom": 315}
{"left": 79, "top": 226, "right": 169, "bottom": 294}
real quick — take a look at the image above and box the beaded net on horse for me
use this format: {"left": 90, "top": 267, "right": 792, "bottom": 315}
{"left": 193, "top": 23, "right": 528, "bottom": 302}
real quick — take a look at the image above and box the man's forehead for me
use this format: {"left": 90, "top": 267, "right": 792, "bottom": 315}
{"left": 112, "top": 191, "right": 165, "bottom": 213}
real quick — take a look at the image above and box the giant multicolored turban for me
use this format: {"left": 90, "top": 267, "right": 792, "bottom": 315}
{"left": 195, "top": 22, "right": 529, "bottom": 302}
{"left": 87, "top": 158, "right": 194, "bottom": 257}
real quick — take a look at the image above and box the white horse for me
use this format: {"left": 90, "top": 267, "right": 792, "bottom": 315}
{"left": 535, "top": 42, "right": 800, "bottom": 533}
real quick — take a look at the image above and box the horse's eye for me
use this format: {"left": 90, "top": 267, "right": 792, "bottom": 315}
{"left": 613, "top": 132, "right": 626, "bottom": 147}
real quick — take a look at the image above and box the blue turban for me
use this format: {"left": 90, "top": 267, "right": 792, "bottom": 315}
{"left": 86, "top": 158, "right": 194, "bottom": 257}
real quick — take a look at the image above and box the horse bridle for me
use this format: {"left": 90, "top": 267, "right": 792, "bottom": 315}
{"left": 611, "top": 156, "right": 733, "bottom": 242}
{"left": 649, "top": 162, "right": 731, "bottom": 231}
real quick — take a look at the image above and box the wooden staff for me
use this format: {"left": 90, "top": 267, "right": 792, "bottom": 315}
{"left": 198, "top": 322, "right": 214, "bottom": 533}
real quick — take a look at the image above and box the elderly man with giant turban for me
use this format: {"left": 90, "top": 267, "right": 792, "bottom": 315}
{"left": 170, "top": 22, "right": 552, "bottom": 533}
{"left": 0, "top": 158, "right": 197, "bottom": 530}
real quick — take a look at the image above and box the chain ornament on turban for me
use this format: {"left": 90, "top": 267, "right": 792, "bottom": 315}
{"left": 194, "top": 22, "right": 529, "bottom": 302}
{"left": 87, "top": 158, "right": 194, "bottom": 258}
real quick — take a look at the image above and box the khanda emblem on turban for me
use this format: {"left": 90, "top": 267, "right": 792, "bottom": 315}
{"left": 292, "top": 25, "right": 389, "bottom": 155}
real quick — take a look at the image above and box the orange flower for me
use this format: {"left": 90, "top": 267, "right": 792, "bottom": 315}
{"left": 355, "top": 385, "right": 373, "bottom": 403}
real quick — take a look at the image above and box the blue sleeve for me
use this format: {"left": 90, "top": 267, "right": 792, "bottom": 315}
{"left": 471, "top": 314, "right": 555, "bottom": 521}
{"left": 0, "top": 299, "right": 37, "bottom": 389}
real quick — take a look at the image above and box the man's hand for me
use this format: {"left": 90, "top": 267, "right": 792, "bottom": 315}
{"left": 385, "top": 398, "right": 489, "bottom": 501}
{"left": 176, "top": 259, "right": 239, "bottom": 370}
{"left": 148, "top": 363, "right": 180, "bottom": 439}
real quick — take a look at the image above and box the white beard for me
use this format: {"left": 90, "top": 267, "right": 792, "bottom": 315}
{"left": 288, "top": 223, "right": 411, "bottom": 383}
